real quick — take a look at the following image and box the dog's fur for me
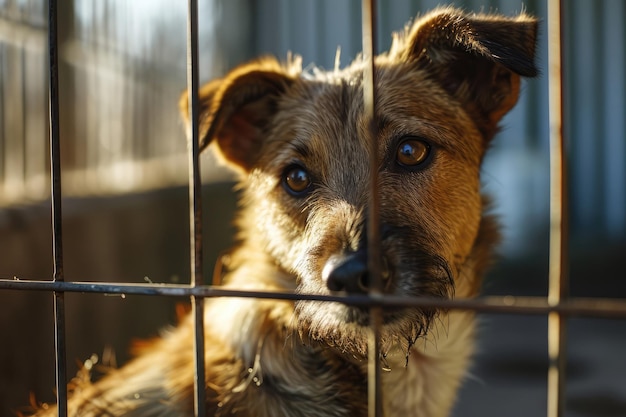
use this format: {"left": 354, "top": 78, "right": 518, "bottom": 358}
{"left": 33, "top": 7, "right": 537, "bottom": 417}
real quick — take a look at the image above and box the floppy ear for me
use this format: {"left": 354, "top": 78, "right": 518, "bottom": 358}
{"left": 179, "top": 58, "right": 296, "bottom": 173}
{"left": 391, "top": 8, "right": 538, "bottom": 138}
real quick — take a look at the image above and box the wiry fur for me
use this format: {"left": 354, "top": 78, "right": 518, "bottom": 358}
{"left": 32, "top": 7, "right": 537, "bottom": 417}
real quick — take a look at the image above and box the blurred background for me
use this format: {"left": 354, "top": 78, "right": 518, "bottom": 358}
{"left": 0, "top": 0, "right": 624, "bottom": 416}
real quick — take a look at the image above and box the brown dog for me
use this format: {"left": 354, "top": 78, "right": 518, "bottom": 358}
{"left": 33, "top": 7, "right": 537, "bottom": 417}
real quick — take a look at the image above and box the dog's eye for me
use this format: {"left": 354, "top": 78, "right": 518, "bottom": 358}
{"left": 282, "top": 164, "right": 312, "bottom": 196}
{"left": 396, "top": 137, "right": 430, "bottom": 168}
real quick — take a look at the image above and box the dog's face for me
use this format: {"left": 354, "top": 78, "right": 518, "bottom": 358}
{"left": 181, "top": 8, "right": 537, "bottom": 355}
{"left": 240, "top": 68, "right": 487, "bottom": 352}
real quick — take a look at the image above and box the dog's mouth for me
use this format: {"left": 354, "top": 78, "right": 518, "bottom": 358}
{"left": 294, "top": 301, "right": 441, "bottom": 359}
{"left": 294, "top": 247, "right": 455, "bottom": 356}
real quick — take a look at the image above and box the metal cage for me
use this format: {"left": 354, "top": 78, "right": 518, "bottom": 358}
{"left": 1, "top": 1, "right": 626, "bottom": 417}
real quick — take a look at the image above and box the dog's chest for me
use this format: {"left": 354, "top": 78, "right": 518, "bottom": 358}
{"left": 381, "top": 312, "right": 477, "bottom": 417}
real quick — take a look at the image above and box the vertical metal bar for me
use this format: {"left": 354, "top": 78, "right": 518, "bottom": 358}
{"left": 547, "top": 1, "right": 568, "bottom": 416}
{"left": 48, "top": 0, "right": 68, "bottom": 416}
{"left": 361, "top": 0, "right": 382, "bottom": 416}
{"left": 186, "top": 0, "right": 206, "bottom": 416}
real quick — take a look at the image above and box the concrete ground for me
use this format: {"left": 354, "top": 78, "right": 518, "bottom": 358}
{"left": 454, "top": 247, "right": 626, "bottom": 417}
{"left": 454, "top": 316, "right": 626, "bottom": 417}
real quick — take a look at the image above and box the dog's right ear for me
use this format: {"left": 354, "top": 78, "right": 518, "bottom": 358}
{"left": 179, "top": 58, "right": 296, "bottom": 173}
{"left": 389, "top": 8, "right": 538, "bottom": 139}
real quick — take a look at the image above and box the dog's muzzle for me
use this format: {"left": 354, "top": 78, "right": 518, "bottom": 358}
{"left": 322, "top": 248, "right": 391, "bottom": 294}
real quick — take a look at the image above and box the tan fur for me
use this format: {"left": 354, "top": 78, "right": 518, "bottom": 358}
{"left": 33, "top": 7, "right": 537, "bottom": 417}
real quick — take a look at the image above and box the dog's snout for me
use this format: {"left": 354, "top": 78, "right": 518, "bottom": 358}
{"left": 323, "top": 250, "right": 369, "bottom": 293}
{"left": 323, "top": 250, "right": 391, "bottom": 294}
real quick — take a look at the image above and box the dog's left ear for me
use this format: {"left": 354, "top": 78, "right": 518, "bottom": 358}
{"left": 179, "top": 58, "right": 296, "bottom": 173}
{"left": 392, "top": 8, "right": 538, "bottom": 138}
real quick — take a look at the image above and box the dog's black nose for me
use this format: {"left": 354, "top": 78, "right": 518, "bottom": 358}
{"left": 323, "top": 249, "right": 370, "bottom": 294}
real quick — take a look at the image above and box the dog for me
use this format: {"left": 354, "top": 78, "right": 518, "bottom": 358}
{"left": 32, "top": 7, "right": 537, "bottom": 417}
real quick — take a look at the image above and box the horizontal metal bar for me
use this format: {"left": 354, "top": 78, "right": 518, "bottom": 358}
{"left": 2, "top": 278, "right": 626, "bottom": 319}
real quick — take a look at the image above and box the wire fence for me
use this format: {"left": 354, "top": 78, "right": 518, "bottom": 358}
{"left": 1, "top": 1, "right": 626, "bottom": 417}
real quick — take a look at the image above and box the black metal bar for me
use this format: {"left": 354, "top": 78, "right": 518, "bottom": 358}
{"left": 547, "top": 1, "right": 568, "bottom": 416}
{"left": 48, "top": 0, "right": 68, "bottom": 415}
{"left": 186, "top": 0, "right": 206, "bottom": 415}
{"left": 361, "top": 0, "right": 383, "bottom": 416}
{"left": 2, "top": 278, "right": 626, "bottom": 318}
{"left": 362, "top": 0, "right": 380, "bottom": 286}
